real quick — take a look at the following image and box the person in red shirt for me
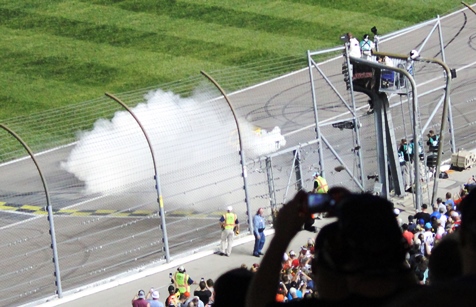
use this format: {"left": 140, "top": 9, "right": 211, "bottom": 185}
{"left": 454, "top": 189, "right": 467, "bottom": 208}
{"left": 132, "top": 290, "right": 150, "bottom": 307}
{"left": 281, "top": 253, "right": 292, "bottom": 272}
{"left": 288, "top": 250, "right": 299, "bottom": 268}
{"left": 165, "top": 286, "right": 179, "bottom": 307}
{"left": 402, "top": 223, "right": 414, "bottom": 246}
{"left": 451, "top": 211, "right": 461, "bottom": 232}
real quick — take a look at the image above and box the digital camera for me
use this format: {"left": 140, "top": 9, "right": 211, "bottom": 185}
{"left": 306, "top": 193, "right": 335, "bottom": 214}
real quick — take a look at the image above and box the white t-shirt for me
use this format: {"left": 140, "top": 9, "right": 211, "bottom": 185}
{"left": 383, "top": 56, "right": 394, "bottom": 67}
{"left": 423, "top": 231, "right": 434, "bottom": 246}
{"left": 439, "top": 214, "right": 447, "bottom": 228}
{"left": 348, "top": 38, "right": 361, "bottom": 58}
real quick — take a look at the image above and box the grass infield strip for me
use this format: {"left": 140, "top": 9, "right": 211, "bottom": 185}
{"left": 0, "top": 0, "right": 465, "bottom": 120}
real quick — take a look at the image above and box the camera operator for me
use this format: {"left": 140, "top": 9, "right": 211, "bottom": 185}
{"left": 463, "top": 175, "right": 476, "bottom": 192}
{"left": 245, "top": 189, "right": 418, "bottom": 307}
{"left": 193, "top": 278, "right": 212, "bottom": 306}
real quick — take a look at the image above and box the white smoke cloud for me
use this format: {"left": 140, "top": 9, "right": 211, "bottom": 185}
{"left": 61, "top": 89, "right": 286, "bottom": 195}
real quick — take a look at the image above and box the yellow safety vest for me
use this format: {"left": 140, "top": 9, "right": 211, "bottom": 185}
{"left": 314, "top": 176, "right": 329, "bottom": 193}
{"left": 174, "top": 272, "right": 189, "bottom": 293}
{"left": 223, "top": 213, "right": 236, "bottom": 230}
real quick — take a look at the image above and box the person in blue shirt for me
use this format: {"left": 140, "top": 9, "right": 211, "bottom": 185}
{"left": 253, "top": 208, "right": 266, "bottom": 257}
{"left": 430, "top": 209, "right": 441, "bottom": 220}
{"left": 146, "top": 290, "right": 164, "bottom": 307}
{"left": 287, "top": 283, "right": 303, "bottom": 301}
{"left": 445, "top": 192, "right": 455, "bottom": 210}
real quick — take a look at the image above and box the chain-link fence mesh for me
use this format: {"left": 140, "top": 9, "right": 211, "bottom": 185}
{"left": 1, "top": 11, "right": 476, "bottom": 306}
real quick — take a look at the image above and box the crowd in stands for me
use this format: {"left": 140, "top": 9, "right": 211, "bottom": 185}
{"left": 245, "top": 185, "right": 476, "bottom": 307}
{"left": 397, "top": 190, "right": 467, "bottom": 285}
{"left": 132, "top": 181, "right": 476, "bottom": 307}
{"left": 131, "top": 238, "right": 318, "bottom": 307}
{"left": 132, "top": 275, "right": 215, "bottom": 307}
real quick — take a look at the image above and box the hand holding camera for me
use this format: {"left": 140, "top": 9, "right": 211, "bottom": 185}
{"left": 305, "top": 193, "right": 335, "bottom": 214}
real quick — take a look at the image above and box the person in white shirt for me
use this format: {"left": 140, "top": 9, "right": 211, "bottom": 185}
{"left": 346, "top": 32, "right": 361, "bottom": 58}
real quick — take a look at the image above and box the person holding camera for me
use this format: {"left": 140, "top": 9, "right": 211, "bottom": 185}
{"left": 245, "top": 190, "right": 417, "bottom": 307}
{"left": 145, "top": 288, "right": 163, "bottom": 307}
{"left": 193, "top": 279, "right": 212, "bottom": 306}
{"left": 174, "top": 266, "right": 194, "bottom": 295}
{"left": 132, "top": 289, "right": 150, "bottom": 307}
{"left": 463, "top": 175, "right": 476, "bottom": 193}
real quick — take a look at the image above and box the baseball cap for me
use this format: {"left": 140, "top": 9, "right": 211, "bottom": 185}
{"left": 178, "top": 265, "right": 185, "bottom": 272}
{"left": 418, "top": 218, "right": 425, "bottom": 225}
{"left": 289, "top": 250, "right": 296, "bottom": 256}
{"left": 393, "top": 208, "right": 400, "bottom": 216}
{"left": 425, "top": 222, "right": 432, "bottom": 230}
{"left": 227, "top": 206, "right": 233, "bottom": 211}
{"left": 307, "top": 238, "right": 315, "bottom": 246}
{"left": 184, "top": 291, "right": 190, "bottom": 298}
{"left": 137, "top": 290, "right": 145, "bottom": 299}
{"left": 313, "top": 172, "right": 320, "bottom": 177}
{"left": 152, "top": 290, "right": 159, "bottom": 299}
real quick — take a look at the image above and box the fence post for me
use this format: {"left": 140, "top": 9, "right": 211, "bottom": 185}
{"left": 265, "top": 157, "right": 277, "bottom": 225}
{"left": 104, "top": 93, "right": 171, "bottom": 262}
{"left": 0, "top": 124, "right": 63, "bottom": 298}
{"left": 200, "top": 71, "right": 254, "bottom": 234}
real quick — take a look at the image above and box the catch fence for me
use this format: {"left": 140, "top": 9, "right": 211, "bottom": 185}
{"left": 0, "top": 12, "right": 475, "bottom": 306}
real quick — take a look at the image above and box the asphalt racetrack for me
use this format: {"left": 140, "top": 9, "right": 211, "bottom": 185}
{"left": 1, "top": 7, "right": 476, "bottom": 307}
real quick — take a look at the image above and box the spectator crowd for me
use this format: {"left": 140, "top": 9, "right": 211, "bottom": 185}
{"left": 131, "top": 179, "right": 476, "bottom": 307}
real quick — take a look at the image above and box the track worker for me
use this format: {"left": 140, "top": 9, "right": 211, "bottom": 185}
{"left": 219, "top": 206, "right": 239, "bottom": 257}
{"left": 253, "top": 208, "right": 266, "bottom": 257}
{"left": 312, "top": 172, "right": 328, "bottom": 194}
{"left": 311, "top": 172, "right": 328, "bottom": 219}
{"left": 173, "top": 266, "right": 194, "bottom": 295}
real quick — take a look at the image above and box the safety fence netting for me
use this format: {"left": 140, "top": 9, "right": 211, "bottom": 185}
{"left": 2, "top": 9, "right": 476, "bottom": 306}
